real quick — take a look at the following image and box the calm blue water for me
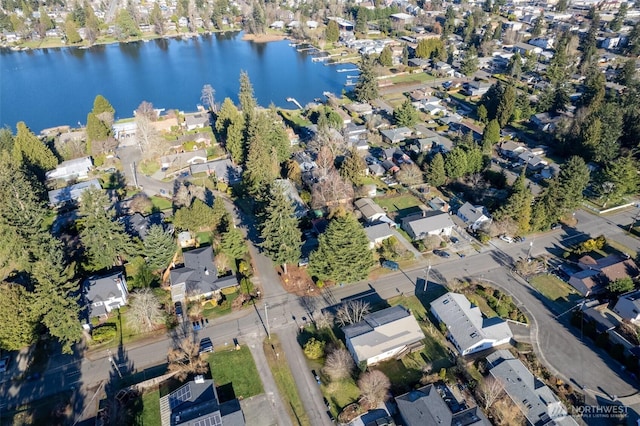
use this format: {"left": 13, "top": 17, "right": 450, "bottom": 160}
{"left": 0, "top": 32, "right": 353, "bottom": 133}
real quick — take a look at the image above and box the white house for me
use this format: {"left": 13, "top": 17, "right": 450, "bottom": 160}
{"left": 456, "top": 202, "right": 491, "bottom": 231}
{"left": 613, "top": 290, "right": 640, "bottom": 324}
{"left": 431, "top": 293, "right": 513, "bottom": 356}
{"left": 342, "top": 305, "right": 425, "bottom": 365}
{"left": 401, "top": 211, "right": 455, "bottom": 240}
{"left": 46, "top": 156, "right": 93, "bottom": 182}
{"left": 83, "top": 271, "right": 129, "bottom": 326}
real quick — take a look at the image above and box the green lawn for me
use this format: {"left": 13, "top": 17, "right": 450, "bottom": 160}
{"left": 138, "top": 389, "right": 161, "bottom": 426}
{"left": 467, "top": 293, "right": 498, "bottom": 318}
{"left": 321, "top": 379, "right": 361, "bottom": 417}
{"left": 207, "top": 345, "right": 264, "bottom": 400}
{"left": 202, "top": 292, "right": 240, "bottom": 319}
{"left": 196, "top": 231, "right": 212, "bottom": 245}
{"left": 529, "top": 274, "right": 582, "bottom": 313}
{"left": 387, "top": 72, "right": 432, "bottom": 85}
{"left": 374, "top": 194, "right": 424, "bottom": 221}
{"left": 150, "top": 196, "right": 173, "bottom": 211}
{"left": 263, "top": 335, "right": 311, "bottom": 426}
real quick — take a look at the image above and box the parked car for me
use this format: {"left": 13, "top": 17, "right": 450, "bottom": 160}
{"left": 433, "top": 250, "right": 451, "bottom": 258}
{"left": 311, "top": 370, "right": 321, "bottom": 385}
{"left": 174, "top": 302, "right": 183, "bottom": 320}
{"left": 381, "top": 260, "right": 399, "bottom": 271}
{"left": 0, "top": 355, "right": 9, "bottom": 373}
{"left": 450, "top": 237, "right": 459, "bottom": 244}
{"left": 298, "top": 257, "right": 309, "bottom": 267}
{"left": 550, "top": 223, "right": 561, "bottom": 230}
{"left": 514, "top": 236, "right": 526, "bottom": 243}
{"left": 199, "top": 337, "right": 214, "bottom": 354}
{"left": 499, "top": 235, "right": 514, "bottom": 243}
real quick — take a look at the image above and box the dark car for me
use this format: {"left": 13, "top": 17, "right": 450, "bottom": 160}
{"left": 174, "top": 302, "right": 183, "bottom": 320}
{"left": 199, "top": 337, "right": 213, "bottom": 354}
{"left": 381, "top": 260, "right": 399, "bottom": 271}
{"left": 0, "top": 355, "right": 9, "bottom": 373}
{"left": 433, "top": 249, "right": 451, "bottom": 258}
{"left": 311, "top": 369, "right": 321, "bottom": 384}
{"left": 550, "top": 223, "right": 561, "bottom": 230}
{"left": 450, "top": 237, "right": 459, "bottom": 244}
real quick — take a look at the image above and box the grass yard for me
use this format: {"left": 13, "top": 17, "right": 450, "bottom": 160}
{"left": 207, "top": 345, "right": 264, "bottom": 400}
{"left": 387, "top": 72, "right": 432, "bottom": 85}
{"left": 202, "top": 292, "right": 240, "bottom": 319}
{"left": 263, "top": 335, "right": 311, "bottom": 426}
{"left": 150, "top": 196, "right": 173, "bottom": 211}
{"left": 606, "top": 240, "right": 637, "bottom": 259}
{"left": 529, "top": 274, "right": 582, "bottom": 313}
{"left": 467, "top": 293, "right": 498, "bottom": 318}
{"left": 374, "top": 194, "right": 424, "bottom": 221}
{"left": 196, "top": 231, "right": 212, "bottom": 245}
{"left": 138, "top": 389, "right": 161, "bottom": 426}
{"left": 321, "top": 379, "right": 361, "bottom": 417}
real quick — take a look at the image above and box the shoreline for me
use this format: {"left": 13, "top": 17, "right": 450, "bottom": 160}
{"left": 2, "top": 29, "right": 290, "bottom": 52}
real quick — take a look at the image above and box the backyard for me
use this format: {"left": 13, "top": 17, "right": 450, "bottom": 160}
{"left": 529, "top": 274, "right": 582, "bottom": 313}
{"left": 207, "top": 345, "right": 264, "bottom": 400}
{"left": 374, "top": 193, "right": 424, "bottom": 221}
{"left": 138, "top": 389, "right": 161, "bottom": 425}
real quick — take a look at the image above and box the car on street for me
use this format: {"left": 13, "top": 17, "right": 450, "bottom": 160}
{"left": 433, "top": 249, "right": 451, "bottom": 258}
{"left": 0, "top": 355, "right": 9, "bottom": 373}
{"left": 499, "top": 235, "right": 514, "bottom": 243}
{"left": 199, "top": 337, "right": 213, "bottom": 354}
{"left": 550, "top": 223, "right": 561, "bottom": 230}
{"left": 450, "top": 237, "right": 459, "bottom": 244}
{"left": 311, "top": 369, "right": 321, "bottom": 384}
{"left": 381, "top": 260, "right": 399, "bottom": 271}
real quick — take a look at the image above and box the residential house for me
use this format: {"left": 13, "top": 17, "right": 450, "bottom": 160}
{"left": 581, "top": 302, "right": 618, "bottom": 333}
{"left": 380, "top": 127, "right": 412, "bottom": 144}
{"left": 381, "top": 159, "right": 400, "bottom": 174}
{"left": 568, "top": 254, "right": 639, "bottom": 296}
{"left": 183, "top": 112, "right": 210, "bottom": 131}
{"left": 120, "top": 212, "right": 171, "bottom": 241}
{"left": 396, "top": 384, "right": 490, "bottom": 426}
{"left": 161, "top": 150, "right": 207, "bottom": 171}
{"left": 613, "top": 290, "right": 640, "bottom": 324}
{"left": 82, "top": 271, "right": 128, "bottom": 324}
{"left": 275, "top": 178, "right": 308, "bottom": 219}
{"left": 46, "top": 156, "right": 93, "bottom": 182}
{"left": 342, "top": 305, "right": 425, "bottom": 366}
{"left": 456, "top": 202, "right": 491, "bottom": 231}
{"left": 518, "top": 151, "right": 548, "bottom": 171}
{"left": 344, "top": 102, "right": 374, "bottom": 116}
{"left": 368, "top": 163, "right": 386, "bottom": 176}
{"left": 434, "top": 61, "right": 453, "bottom": 75}
{"left": 190, "top": 158, "right": 243, "bottom": 184}
{"left": 401, "top": 211, "right": 455, "bottom": 240}
{"left": 428, "top": 197, "right": 450, "bottom": 212}
{"left": 390, "top": 12, "right": 414, "bottom": 25}
{"left": 159, "top": 376, "right": 245, "bottom": 426}
{"left": 364, "top": 222, "right": 395, "bottom": 249}
{"left": 354, "top": 198, "right": 387, "bottom": 223}
{"left": 431, "top": 292, "right": 513, "bottom": 356}
{"left": 530, "top": 113, "right": 561, "bottom": 132}
{"left": 57, "top": 130, "right": 86, "bottom": 146}
{"left": 48, "top": 178, "right": 102, "bottom": 207}
{"left": 169, "top": 246, "right": 238, "bottom": 304}
{"left": 486, "top": 350, "right": 578, "bottom": 426}
{"left": 499, "top": 140, "right": 527, "bottom": 159}
{"left": 462, "top": 81, "right": 492, "bottom": 97}
{"left": 513, "top": 42, "right": 543, "bottom": 55}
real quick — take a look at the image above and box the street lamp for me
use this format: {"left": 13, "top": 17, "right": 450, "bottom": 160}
{"left": 423, "top": 263, "right": 431, "bottom": 292}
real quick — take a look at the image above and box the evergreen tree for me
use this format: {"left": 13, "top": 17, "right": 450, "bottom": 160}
{"left": 259, "top": 182, "right": 301, "bottom": 274}
{"left": 496, "top": 84, "right": 516, "bottom": 127}
{"left": 444, "top": 147, "right": 468, "bottom": 180}
{"left": 507, "top": 52, "right": 522, "bottom": 79}
{"left": 216, "top": 98, "right": 245, "bottom": 164}
{"left": 243, "top": 112, "right": 279, "bottom": 196}
{"left": 79, "top": 188, "right": 133, "bottom": 271}
{"left": 593, "top": 102, "right": 622, "bottom": 163}
{"left": 64, "top": 17, "right": 81, "bottom": 43}
{"left": 616, "top": 59, "right": 637, "bottom": 87}
{"left": 378, "top": 45, "right": 393, "bottom": 67}
{"left": 624, "top": 21, "right": 640, "bottom": 56}
{"left": 556, "top": 0, "right": 568, "bottom": 12}
{"left": 402, "top": 44, "right": 409, "bottom": 65}
{"left": 426, "top": 153, "right": 446, "bottom": 187}
{"left": 610, "top": 3, "right": 627, "bottom": 32}
{"left": 580, "top": 66, "right": 605, "bottom": 110}
{"left": 580, "top": 12, "right": 600, "bottom": 69}
{"left": 464, "top": 143, "right": 484, "bottom": 174}
{"left": 598, "top": 156, "right": 640, "bottom": 204}
{"left": 460, "top": 45, "right": 479, "bottom": 76}
{"left": 496, "top": 172, "right": 532, "bottom": 234}
{"left": 144, "top": 225, "right": 176, "bottom": 270}
{"left": 267, "top": 106, "right": 291, "bottom": 164}
{"left": 86, "top": 95, "right": 115, "bottom": 143}
{"left": 309, "top": 213, "right": 374, "bottom": 283}
{"left": 477, "top": 104, "right": 488, "bottom": 124}
{"left": 238, "top": 71, "right": 257, "bottom": 123}
{"left": 174, "top": 199, "right": 218, "bottom": 232}
{"left": 531, "top": 12, "right": 545, "bottom": 37}
{"left": 12, "top": 121, "right": 58, "bottom": 175}
{"left": 0, "top": 126, "right": 14, "bottom": 153}
{"left": 393, "top": 99, "right": 419, "bottom": 127}
{"left": 415, "top": 38, "right": 444, "bottom": 59}
{"left": 340, "top": 147, "right": 367, "bottom": 186}
{"left": 443, "top": 6, "right": 456, "bottom": 37}
{"left": 482, "top": 119, "right": 500, "bottom": 149}
{"left": 325, "top": 20, "right": 339, "bottom": 43}
{"left": 556, "top": 156, "right": 591, "bottom": 214}
{"left": 354, "top": 55, "right": 379, "bottom": 102}
{"left": 355, "top": 8, "right": 368, "bottom": 33}
{"left": 0, "top": 282, "right": 39, "bottom": 351}
{"left": 221, "top": 226, "right": 248, "bottom": 261}
{"left": 551, "top": 83, "right": 570, "bottom": 113}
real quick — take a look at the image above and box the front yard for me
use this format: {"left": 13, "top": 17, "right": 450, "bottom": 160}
{"left": 529, "top": 274, "right": 582, "bottom": 313}
{"left": 207, "top": 345, "right": 264, "bottom": 400}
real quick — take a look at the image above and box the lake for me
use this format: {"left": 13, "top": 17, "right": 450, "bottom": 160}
{"left": 0, "top": 32, "right": 355, "bottom": 133}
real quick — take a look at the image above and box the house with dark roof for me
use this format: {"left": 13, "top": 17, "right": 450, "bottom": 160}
{"left": 568, "top": 254, "right": 639, "bottom": 296}
{"left": 401, "top": 211, "right": 455, "bottom": 240}
{"left": 159, "top": 376, "right": 245, "bottom": 426}
{"left": 189, "top": 159, "right": 242, "bottom": 184}
{"left": 169, "top": 246, "right": 238, "bottom": 304}
{"left": 342, "top": 305, "right": 425, "bottom": 366}
{"left": 120, "top": 212, "right": 171, "bottom": 241}
{"left": 48, "top": 178, "right": 102, "bottom": 207}
{"left": 82, "top": 271, "right": 128, "bottom": 324}
{"left": 431, "top": 293, "right": 513, "bottom": 356}
{"left": 396, "top": 384, "right": 490, "bottom": 426}
{"left": 486, "top": 350, "right": 578, "bottom": 426}
{"left": 183, "top": 112, "right": 211, "bottom": 131}
{"left": 456, "top": 202, "right": 491, "bottom": 231}
{"left": 380, "top": 127, "right": 412, "bottom": 144}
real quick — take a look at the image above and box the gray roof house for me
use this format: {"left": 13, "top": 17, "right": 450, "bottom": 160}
{"left": 120, "top": 212, "right": 171, "bottom": 241}
{"left": 48, "top": 178, "right": 102, "bottom": 207}
{"left": 396, "top": 384, "right": 490, "bottom": 426}
{"left": 190, "top": 159, "right": 242, "bottom": 184}
{"left": 160, "top": 376, "right": 245, "bottom": 426}
{"left": 46, "top": 156, "right": 93, "bottom": 182}
{"left": 613, "top": 290, "right": 640, "bottom": 324}
{"left": 486, "top": 350, "right": 578, "bottom": 426}
{"left": 342, "top": 305, "right": 425, "bottom": 366}
{"left": 401, "top": 211, "right": 455, "bottom": 240}
{"left": 380, "top": 127, "right": 412, "bottom": 144}
{"left": 354, "top": 198, "right": 387, "bottom": 223}
{"left": 456, "top": 202, "right": 491, "bottom": 231}
{"left": 431, "top": 293, "right": 513, "bottom": 356}
{"left": 364, "top": 222, "right": 395, "bottom": 249}
{"left": 82, "top": 271, "right": 128, "bottom": 323}
{"left": 184, "top": 112, "right": 211, "bottom": 131}
{"left": 170, "top": 246, "right": 238, "bottom": 303}
{"left": 274, "top": 178, "right": 308, "bottom": 219}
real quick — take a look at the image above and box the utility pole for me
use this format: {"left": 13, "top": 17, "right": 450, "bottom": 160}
{"left": 527, "top": 241, "right": 534, "bottom": 262}
{"left": 107, "top": 349, "right": 122, "bottom": 378}
{"left": 130, "top": 162, "right": 139, "bottom": 189}
{"left": 423, "top": 263, "right": 432, "bottom": 292}
{"left": 628, "top": 204, "right": 640, "bottom": 232}
{"left": 265, "top": 303, "right": 270, "bottom": 340}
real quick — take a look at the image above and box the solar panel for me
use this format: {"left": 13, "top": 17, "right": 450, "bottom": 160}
{"left": 193, "top": 413, "right": 222, "bottom": 426}
{"left": 169, "top": 384, "right": 192, "bottom": 409}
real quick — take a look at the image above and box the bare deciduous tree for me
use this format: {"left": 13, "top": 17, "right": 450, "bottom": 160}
{"left": 396, "top": 163, "right": 424, "bottom": 186}
{"left": 315, "top": 310, "right": 335, "bottom": 330}
{"left": 135, "top": 112, "right": 162, "bottom": 158}
{"left": 478, "top": 377, "right": 505, "bottom": 410}
{"left": 358, "top": 370, "right": 391, "bottom": 407}
{"left": 126, "top": 289, "right": 164, "bottom": 333}
{"left": 136, "top": 101, "right": 156, "bottom": 120}
{"left": 323, "top": 347, "right": 355, "bottom": 381}
{"left": 167, "top": 337, "right": 210, "bottom": 381}
{"left": 336, "top": 299, "right": 370, "bottom": 327}
{"left": 128, "top": 193, "right": 153, "bottom": 214}
{"left": 311, "top": 169, "right": 354, "bottom": 210}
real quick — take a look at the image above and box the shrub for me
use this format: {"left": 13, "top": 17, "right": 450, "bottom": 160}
{"left": 303, "top": 338, "right": 325, "bottom": 359}
{"left": 92, "top": 324, "right": 117, "bottom": 343}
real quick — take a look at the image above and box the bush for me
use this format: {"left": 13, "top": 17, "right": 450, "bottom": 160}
{"left": 303, "top": 338, "right": 325, "bottom": 359}
{"left": 92, "top": 324, "right": 117, "bottom": 343}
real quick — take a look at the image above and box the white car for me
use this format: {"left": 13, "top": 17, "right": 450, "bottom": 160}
{"left": 499, "top": 235, "right": 514, "bottom": 244}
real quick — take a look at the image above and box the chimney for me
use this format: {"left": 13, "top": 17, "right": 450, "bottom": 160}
{"left": 195, "top": 375, "right": 205, "bottom": 383}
